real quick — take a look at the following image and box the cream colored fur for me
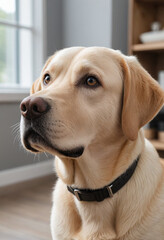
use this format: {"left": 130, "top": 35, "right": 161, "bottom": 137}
{"left": 29, "top": 47, "right": 164, "bottom": 240}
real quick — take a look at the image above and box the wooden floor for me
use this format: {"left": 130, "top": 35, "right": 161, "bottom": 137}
{"left": 0, "top": 175, "right": 56, "bottom": 240}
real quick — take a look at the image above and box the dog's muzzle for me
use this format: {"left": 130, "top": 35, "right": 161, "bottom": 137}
{"left": 20, "top": 96, "right": 85, "bottom": 157}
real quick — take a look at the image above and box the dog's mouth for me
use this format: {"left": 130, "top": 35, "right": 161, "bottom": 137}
{"left": 23, "top": 128, "right": 84, "bottom": 158}
{"left": 24, "top": 128, "right": 46, "bottom": 153}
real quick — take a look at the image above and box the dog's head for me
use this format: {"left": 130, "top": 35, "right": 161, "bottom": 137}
{"left": 20, "top": 47, "right": 164, "bottom": 159}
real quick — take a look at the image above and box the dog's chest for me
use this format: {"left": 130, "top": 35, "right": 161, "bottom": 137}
{"left": 75, "top": 199, "right": 117, "bottom": 240}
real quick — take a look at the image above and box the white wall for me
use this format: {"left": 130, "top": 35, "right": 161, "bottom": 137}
{"left": 62, "top": 0, "right": 112, "bottom": 48}
{"left": 46, "top": 0, "right": 62, "bottom": 55}
{"left": 112, "top": 0, "right": 128, "bottom": 54}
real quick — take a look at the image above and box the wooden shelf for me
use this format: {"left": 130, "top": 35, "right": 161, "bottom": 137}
{"left": 150, "top": 140, "right": 164, "bottom": 150}
{"left": 129, "top": 0, "right": 164, "bottom": 154}
{"left": 138, "top": 0, "right": 164, "bottom": 4}
{"left": 132, "top": 42, "right": 164, "bottom": 52}
{"left": 137, "top": 0, "right": 164, "bottom": 3}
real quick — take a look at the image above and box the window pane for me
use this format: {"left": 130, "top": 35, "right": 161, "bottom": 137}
{"left": 0, "top": 0, "right": 42, "bottom": 90}
{"left": 0, "top": 26, "right": 33, "bottom": 88}
{"left": 19, "top": 29, "right": 33, "bottom": 88}
{"left": 19, "top": 0, "right": 32, "bottom": 27}
{"left": 0, "top": 0, "right": 16, "bottom": 22}
{"left": 0, "top": 0, "right": 32, "bottom": 27}
{"left": 0, "top": 25, "right": 17, "bottom": 86}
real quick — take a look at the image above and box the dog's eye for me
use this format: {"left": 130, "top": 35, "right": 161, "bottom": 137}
{"left": 85, "top": 76, "right": 100, "bottom": 88}
{"left": 43, "top": 74, "right": 51, "bottom": 86}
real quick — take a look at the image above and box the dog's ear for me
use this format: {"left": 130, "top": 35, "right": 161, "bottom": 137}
{"left": 30, "top": 55, "right": 54, "bottom": 95}
{"left": 121, "top": 56, "right": 164, "bottom": 141}
{"left": 30, "top": 78, "right": 41, "bottom": 95}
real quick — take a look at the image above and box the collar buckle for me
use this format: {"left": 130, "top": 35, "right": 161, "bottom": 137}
{"left": 74, "top": 189, "right": 81, "bottom": 201}
{"left": 106, "top": 184, "right": 113, "bottom": 198}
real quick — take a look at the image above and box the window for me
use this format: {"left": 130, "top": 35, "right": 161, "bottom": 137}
{"left": 0, "top": 0, "right": 45, "bottom": 91}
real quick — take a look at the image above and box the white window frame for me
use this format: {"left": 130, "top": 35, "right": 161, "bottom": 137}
{"left": 0, "top": 0, "right": 47, "bottom": 102}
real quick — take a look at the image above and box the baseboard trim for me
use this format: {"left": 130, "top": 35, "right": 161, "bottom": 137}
{"left": 0, "top": 159, "right": 55, "bottom": 187}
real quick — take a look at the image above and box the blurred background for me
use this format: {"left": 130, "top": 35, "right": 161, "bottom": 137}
{"left": 0, "top": 0, "right": 163, "bottom": 239}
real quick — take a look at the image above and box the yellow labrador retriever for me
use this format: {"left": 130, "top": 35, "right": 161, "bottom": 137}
{"left": 20, "top": 47, "right": 164, "bottom": 240}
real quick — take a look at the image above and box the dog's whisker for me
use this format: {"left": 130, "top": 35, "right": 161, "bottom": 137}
{"left": 33, "top": 152, "right": 40, "bottom": 162}
{"left": 43, "top": 151, "right": 49, "bottom": 159}
{"left": 11, "top": 122, "right": 20, "bottom": 134}
{"left": 13, "top": 131, "right": 21, "bottom": 144}
{"left": 12, "top": 128, "right": 20, "bottom": 136}
{"left": 11, "top": 122, "right": 20, "bottom": 129}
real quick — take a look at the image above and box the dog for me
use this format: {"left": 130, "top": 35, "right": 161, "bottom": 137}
{"left": 20, "top": 47, "right": 164, "bottom": 240}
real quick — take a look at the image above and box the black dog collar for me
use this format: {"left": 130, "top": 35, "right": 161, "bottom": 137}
{"left": 67, "top": 156, "right": 140, "bottom": 202}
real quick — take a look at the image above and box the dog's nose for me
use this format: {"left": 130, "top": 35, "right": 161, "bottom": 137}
{"left": 20, "top": 96, "right": 50, "bottom": 120}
